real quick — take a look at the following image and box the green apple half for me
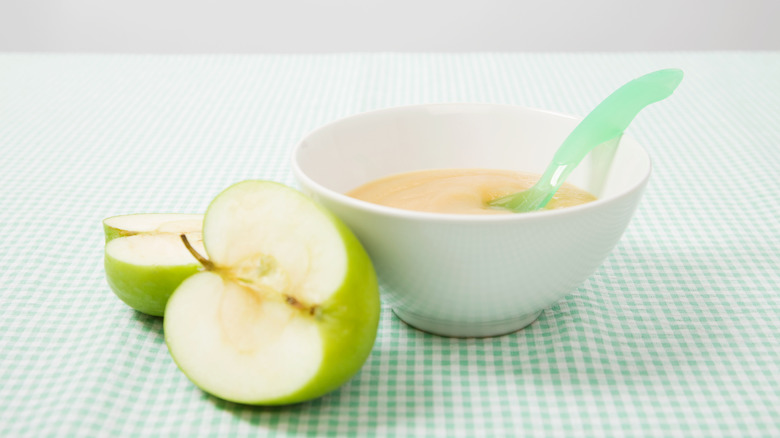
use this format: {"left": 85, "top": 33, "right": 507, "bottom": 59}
{"left": 103, "top": 214, "right": 205, "bottom": 316}
{"left": 164, "top": 180, "right": 380, "bottom": 405}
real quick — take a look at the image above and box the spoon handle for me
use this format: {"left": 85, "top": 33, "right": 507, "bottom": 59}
{"left": 520, "top": 69, "right": 683, "bottom": 210}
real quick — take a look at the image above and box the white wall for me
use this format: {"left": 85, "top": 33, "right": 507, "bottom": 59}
{"left": 1, "top": 0, "right": 778, "bottom": 53}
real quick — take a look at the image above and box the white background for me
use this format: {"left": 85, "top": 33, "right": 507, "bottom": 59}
{"left": 1, "top": 0, "right": 778, "bottom": 52}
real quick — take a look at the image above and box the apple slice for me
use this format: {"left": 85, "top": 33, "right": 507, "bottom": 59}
{"left": 103, "top": 214, "right": 204, "bottom": 316}
{"left": 164, "top": 181, "right": 380, "bottom": 405}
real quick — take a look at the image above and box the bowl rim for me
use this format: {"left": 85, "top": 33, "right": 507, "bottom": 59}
{"left": 291, "top": 102, "right": 652, "bottom": 224}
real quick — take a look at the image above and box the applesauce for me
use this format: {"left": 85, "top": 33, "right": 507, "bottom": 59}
{"left": 347, "top": 168, "right": 596, "bottom": 215}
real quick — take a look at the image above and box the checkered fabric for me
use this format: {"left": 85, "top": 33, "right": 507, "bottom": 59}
{"left": 1, "top": 52, "right": 778, "bottom": 436}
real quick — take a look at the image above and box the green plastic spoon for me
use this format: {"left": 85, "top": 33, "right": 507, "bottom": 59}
{"left": 489, "top": 68, "right": 684, "bottom": 213}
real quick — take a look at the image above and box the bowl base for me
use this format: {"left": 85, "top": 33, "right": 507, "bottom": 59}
{"left": 392, "top": 308, "right": 542, "bottom": 338}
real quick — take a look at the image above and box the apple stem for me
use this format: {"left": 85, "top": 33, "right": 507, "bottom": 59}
{"left": 284, "top": 295, "right": 314, "bottom": 312}
{"left": 287, "top": 296, "right": 320, "bottom": 316}
{"left": 180, "top": 234, "right": 215, "bottom": 271}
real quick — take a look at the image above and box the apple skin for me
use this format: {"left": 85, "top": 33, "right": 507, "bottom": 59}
{"left": 104, "top": 249, "right": 200, "bottom": 317}
{"left": 164, "top": 181, "right": 381, "bottom": 405}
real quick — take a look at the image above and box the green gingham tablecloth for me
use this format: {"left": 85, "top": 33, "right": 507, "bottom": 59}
{"left": 1, "top": 52, "right": 778, "bottom": 437}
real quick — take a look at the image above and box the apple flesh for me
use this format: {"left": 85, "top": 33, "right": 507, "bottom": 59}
{"left": 164, "top": 181, "right": 380, "bottom": 405}
{"left": 103, "top": 214, "right": 204, "bottom": 316}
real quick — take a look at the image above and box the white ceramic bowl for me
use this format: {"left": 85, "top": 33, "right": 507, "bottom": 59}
{"left": 292, "top": 103, "right": 651, "bottom": 337}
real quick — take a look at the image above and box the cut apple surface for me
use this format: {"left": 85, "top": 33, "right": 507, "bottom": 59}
{"left": 164, "top": 180, "right": 380, "bottom": 405}
{"left": 103, "top": 213, "right": 204, "bottom": 242}
{"left": 103, "top": 213, "right": 204, "bottom": 316}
